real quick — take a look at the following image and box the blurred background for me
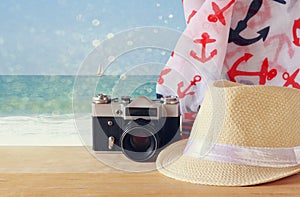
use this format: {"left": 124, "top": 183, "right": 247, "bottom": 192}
{"left": 0, "top": 0, "right": 185, "bottom": 75}
{"left": 0, "top": 0, "right": 186, "bottom": 145}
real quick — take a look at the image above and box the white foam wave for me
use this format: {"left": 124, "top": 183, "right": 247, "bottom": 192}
{"left": 0, "top": 114, "right": 84, "bottom": 146}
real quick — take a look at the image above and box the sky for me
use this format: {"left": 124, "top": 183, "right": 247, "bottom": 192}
{"left": 0, "top": 0, "right": 186, "bottom": 75}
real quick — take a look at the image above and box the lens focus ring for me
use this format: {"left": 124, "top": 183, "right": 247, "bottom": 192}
{"left": 120, "top": 121, "right": 158, "bottom": 162}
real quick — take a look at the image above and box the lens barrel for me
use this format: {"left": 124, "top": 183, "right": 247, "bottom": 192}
{"left": 121, "top": 120, "right": 158, "bottom": 162}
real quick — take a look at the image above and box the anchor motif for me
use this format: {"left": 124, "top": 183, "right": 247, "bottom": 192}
{"left": 224, "top": 46, "right": 249, "bottom": 70}
{"left": 207, "top": 0, "right": 235, "bottom": 26}
{"left": 177, "top": 75, "right": 202, "bottom": 98}
{"left": 157, "top": 68, "right": 172, "bottom": 85}
{"left": 273, "top": 0, "right": 286, "bottom": 4}
{"left": 190, "top": 32, "right": 217, "bottom": 63}
{"left": 292, "top": 18, "right": 300, "bottom": 47}
{"left": 229, "top": 0, "right": 270, "bottom": 46}
{"left": 187, "top": 10, "right": 197, "bottom": 24}
{"left": 248, "top": 0, "right": 271, "bottom": 28}
{"left": 264, "top": 34, "right": 295, "bottom": 72}
{"left": 282, "top": 69, "right": 300, "bottom": 89}
{"left": 171, "top": 51, "right": 175, "bottom": 57}
{"left": 227, "top": 53, "right": 277, "bottom": 85}
{"left": 184, "top": 112, "right": 197, "bottom": 121}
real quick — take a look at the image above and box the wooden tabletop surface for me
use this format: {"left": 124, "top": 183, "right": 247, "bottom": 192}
{"left": 0, "top": 146, "right": 299, "bottom": 197}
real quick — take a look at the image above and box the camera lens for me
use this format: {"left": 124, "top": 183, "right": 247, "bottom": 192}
{"left": 130, "top": 132, "right": 151, "bottom": 152}
{"left": 121, "top": 121, "right": 158, "bottom": 162}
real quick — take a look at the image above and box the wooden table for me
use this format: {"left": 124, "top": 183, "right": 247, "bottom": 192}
{"left": 0, "top": 147, "right": 299, "bottom": 196}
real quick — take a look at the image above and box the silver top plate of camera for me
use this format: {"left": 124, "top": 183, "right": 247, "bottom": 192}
{"left": 92, "top": 95, "right": 180, "bottom": 119}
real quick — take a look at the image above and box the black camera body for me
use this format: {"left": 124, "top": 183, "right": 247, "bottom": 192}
{"left": 92, "top": 94, "right": 181, "bottom": 162}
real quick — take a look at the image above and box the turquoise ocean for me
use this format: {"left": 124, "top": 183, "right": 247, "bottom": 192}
{"left": 0, "top": 75, "right": 75, "bottom": 116}
{"left": 0, "top": 75, "right": 158, "bottom": 145}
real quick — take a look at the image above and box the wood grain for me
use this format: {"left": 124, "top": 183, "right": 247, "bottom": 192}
{"left": 0, "top": 147, "right": 299, "bottom": 197}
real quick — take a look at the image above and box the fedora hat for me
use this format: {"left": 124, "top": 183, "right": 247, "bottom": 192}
{"left": 156, "top": 80, "right": 300, "bottom": 186}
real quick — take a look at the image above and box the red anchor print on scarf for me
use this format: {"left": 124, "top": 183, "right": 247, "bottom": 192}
{"left": 282, "top": 69, "right": 300, "bottom": 89}
{"left": 224, "top": 46, "right": 250, "bottom": 70}
{"left": 292, "top": 18, "right": 300, "bottom": 47}
{"left": 158, "top": 68, "right": 172, "bottom": 85}
{"left": 264, "top": 34, "right": 295, "bottom": 73}
{"left": 208, "top": 0, "right": 235, "bottom": 26}
{"left": 184, "top": 112, "right": 197, "bottom": 121}
{"left": 177, "top": 75, "right": 202, "bottom": 98}
{"left": 171, "top": 51, "right": 175, "bottom": 57}
{"left": 190, "top": 33, "right": 217, "bottom": 63}
{"left": 227, "top": 53, "right": 277, "bottom": 85}
{"left": 187, "top": 10, "right": 197, "bottom": 24}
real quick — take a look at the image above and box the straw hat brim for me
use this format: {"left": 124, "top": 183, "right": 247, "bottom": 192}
{"left": 156, "top": 139, "right": 300, "bottom": 186}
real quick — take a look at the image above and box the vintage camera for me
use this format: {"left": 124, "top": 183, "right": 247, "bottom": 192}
{"left": 92, "top": 94, "right": 181, "bottom": 162}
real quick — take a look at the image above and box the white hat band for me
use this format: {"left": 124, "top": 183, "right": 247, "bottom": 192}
{"left": 184, "top": 139, "right": 300, "bottom": 168}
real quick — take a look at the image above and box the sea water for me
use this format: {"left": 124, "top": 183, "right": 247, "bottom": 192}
{"left": 0, "top": 75, "right": 158, "bottom": 145}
